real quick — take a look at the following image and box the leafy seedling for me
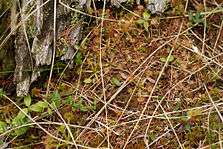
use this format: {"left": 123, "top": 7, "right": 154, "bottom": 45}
{"left": 73, "top": 101, "right": 88, "bottom": 112}
{"left": 91, "top": 100, "right": 97, "bottom": 111}
{"left": 0, "top": 121, "right": 7, "bottom": 133}
{"left": 184, "top": 123, "right": 191, "bottom": 131}
{"left": 74, "top": 52, "right": 83, "bottom": 65}
{"left": 0, "top": 88, "right": 5, "bottom": 98}
{"left": 70, "top": 97, "right": 88, "bottom": 112}
{"left": 66, "top": 97, "right": 88, "bottom": 112}
{"left": 189, "top": 11, "right": 204, "bottom": 26}
{"left": 160, "top": 55, "right": 175, "bottom": 63}
{"left": 24, "top": 95, "right": 32, "bottom": 107}
{"left": 111, "top": 77, "right": 121, "bottom": 86}
{"left": 50, "top": 90, "right": 61, "bottom": 108}
{"left": 11, "top": 108, "right": 29, "bottom": 136}
{"left": 29, "top": 101, "right": 48, "bottom": 112}
{"left": 65, "top": 96, "right": 95, "bottom": 112}
{"left": 148, "top": 132, "right": 156, "bottom": 142}
{"left": 187, "top": 108, "right": 202, "bottom": 119}
{"left": 137, "top": 11, "right": 150, "bottom": 31}
{"left": 83, "top": 78, "right": 92, "bottom": 84}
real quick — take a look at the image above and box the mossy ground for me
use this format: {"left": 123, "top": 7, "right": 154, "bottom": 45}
{"left": 0, "top": 0, "right": 223, "bottom": 148}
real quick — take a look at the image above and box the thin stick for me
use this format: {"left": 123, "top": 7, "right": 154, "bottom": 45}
{"left": 204, "top": 84, "right": 223, "bottom": 122}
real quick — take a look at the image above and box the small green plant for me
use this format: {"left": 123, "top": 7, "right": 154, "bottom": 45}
{"left": 11, "top": 108, "right": 29, "bottom": 136}
{"left": 65, "top": 96, "right": 96, "bottom": 112}
{"left": 160, "top": 55, "right": 175, "bottom": 63}
{"left": 0, "top": 93, "right": 51, "bottom": 137}
{"left": 187, "top": 108, "right": 202, "bottom": 120}
{"left": 24, "top": 95, "right": 32, "bottom": 107}
{"left": 50, "top": 90, "right": 61, "bottom": 109}
{"left": 111, "top": 77, "right": 121, "bottom": 87}
{"left": 189, "top": 11, "right": 204, "bottom": 26}
{"left": 0, "top": 88, "right": 5, "bottom": 98}
{"left": 12, "top": 95, "right": 49, "bottom": 136}
{"left": 74, "top": 52, "right": 83, "bottom": 65}
{"left": 29, "top": 101, "right": 48, "bottom": 112}
{"left": 0, "top": 121, "right": 7, "bottom": 134}
{"left": 137, "top": 47, "right": 147, "bottom": 52}
{"left": 148, "top": 132, "right": 156, "bottom": 142}
{"left": 137, "top": 11, "right": 150, "bottom": 31}
{"left": 83, "top": 78, "right": 92, "bottom": 84}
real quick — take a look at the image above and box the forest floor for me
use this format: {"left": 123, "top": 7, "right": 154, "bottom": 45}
{"left": 0, "top": 0, "right": 223, "bottom": 149}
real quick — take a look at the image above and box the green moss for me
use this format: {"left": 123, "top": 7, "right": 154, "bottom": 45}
{"left": 209, "top": 113, "right": 223, "bottom": 130}
{"left": 0, "top": 0, "right": 12, "bottom": 14}
{"left": 197, "top": 87, "right": 221, "bottom": 105}
{"left": 185, "top": 126, "right": 206, "bottom": 148}
{"left": 207, "top": 131, "right": 218, "bottom": 145}
{"left": 209, "top": 87, "right": 221, "bottom": 100}
{"left": 173, "top": 2, "right": 184, "bottom": 15}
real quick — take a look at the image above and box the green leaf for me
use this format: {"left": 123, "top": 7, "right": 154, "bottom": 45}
{"left": 160, "top": 57, "right": 166, "bottom": 62}
{"left": 0, "top": 88, "right": 5, "bottom": 98}
{"left": 138, "top": 47, "right": 146, "bottom": 52}
{"left": 174, "top": 102, "right": 181, "bottom": 111}
{"left": 79, "top": 104, "right": 88, "bottom": 112}
{"left": 24, "top": 95, "right": 32, "bottom": 107}
{"left": 47, "top": 107, "right": 53, "bottom": 115}
{"left": 148, "top": 132, "right": 155, "bottom": 141}
{"left": 143, "top": 21, "right": 149, "bottom": 32}
{"left": 136, "top": 19, "right": 144, "bottom": 24}
{"left": 111, "top": 77, "right": 121, "bottom": 86}
{"left": 72, "top": 102, "right": 81, "bottom": 111}
{"left": 11, "top": 109, "right": 29, "bottom": 136}
{"left": 29, "top": 101, "right": 48, "bottom": 112}
{"left": 91, "top": 100, "right": 97, "bottom": 111}
{"left": 195, "top": 12, "right": 203, "bottom": 23}
{"left": 65, "top": 96, "right": 74, "bottom": 105}
{"left": 51, "top": 90, "right": 61, "bottom": 108}
{"left": 0, "top": 121, "right": 7, "bottom": 133}
{"left": 11, "top": 117, "right": 29, "bottom": 136}
{"left": 13, "top": 125, "right": 29, "bottom": 136}
{"left": 58, "top": 125, "right": 65, "bottom": 133}
{"left": 167, "top": 55, "right": 174, "bottom": 62}
{"left": 187, "top": 109, "right": 202, "bottom": 118}
{"left": 185, "top": 123, "right": 191, "bottom": 131}
{"left": 160, "top": 55, "right": 175, "bottom": 63}
{"left": 143, "top": 11, "right": 150, "bottom": 20}
{"left": 16, "top": 108, "right": 29, "bottom": 120}
{"left": 74, "top": 52, "right": 83, "bottom": 65}
{"left": 83, "top": 78, "right": 92, "bottom": 84}
{"left": 71, "top": 99, "right": 87, "bottom": 112}
{"left": 0, "top": 140, "right": 4, "bottom": 146}
{"left": 189, "top": 11, "right": 204, "bottom": 25}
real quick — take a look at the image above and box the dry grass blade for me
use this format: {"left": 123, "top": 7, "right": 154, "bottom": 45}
{"left": 204, "top": 84, "right": 223, "bottom": 122}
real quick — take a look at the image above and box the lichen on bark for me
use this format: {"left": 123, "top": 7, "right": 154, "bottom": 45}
{"left": 13, "top": 0, "right": 84, "bottom": 96}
